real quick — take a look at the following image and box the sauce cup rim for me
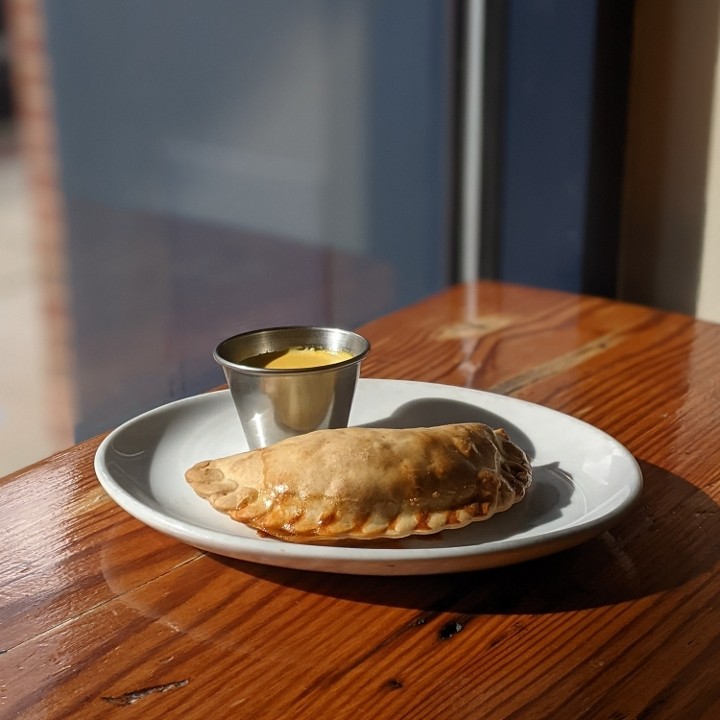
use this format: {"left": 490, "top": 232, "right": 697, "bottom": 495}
{"left": 213, "top": 325, "right": 371, "bottom": 375}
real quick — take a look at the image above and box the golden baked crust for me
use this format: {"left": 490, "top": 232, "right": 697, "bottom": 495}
{"left": 185, "top": 423, "right": 532, "bottom": 543}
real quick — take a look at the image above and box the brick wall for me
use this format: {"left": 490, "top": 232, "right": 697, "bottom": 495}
{"left": 6, "top": 0, "right": 73, "bottom": 445}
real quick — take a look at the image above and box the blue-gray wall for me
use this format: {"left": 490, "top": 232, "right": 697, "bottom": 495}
{"left": 487, "top": 0, "right": 632, "bottom": 297}
{"left": 44, "top": 0, "right": 456, "bottom": 438}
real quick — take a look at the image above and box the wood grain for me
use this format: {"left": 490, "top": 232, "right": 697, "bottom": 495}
{"left": 1, "top": 281, "right": 719, "bottom": 719}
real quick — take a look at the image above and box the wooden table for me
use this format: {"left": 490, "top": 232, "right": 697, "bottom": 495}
{"left": 2, "top": 281, "right": 719, "bottom": 719}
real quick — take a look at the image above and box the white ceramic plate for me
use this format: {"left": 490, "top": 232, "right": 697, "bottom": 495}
{"left": 94, "top": 378, "right": 642, "bottom": 575}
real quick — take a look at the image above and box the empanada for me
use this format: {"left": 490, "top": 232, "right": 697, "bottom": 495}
{"left": 185, "top": 423, "right": 532, "bottom": 543}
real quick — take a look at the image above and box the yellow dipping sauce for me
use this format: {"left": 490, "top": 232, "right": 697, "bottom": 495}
{"left": 243, "top": 346, "right": 354, "bottom": 370}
